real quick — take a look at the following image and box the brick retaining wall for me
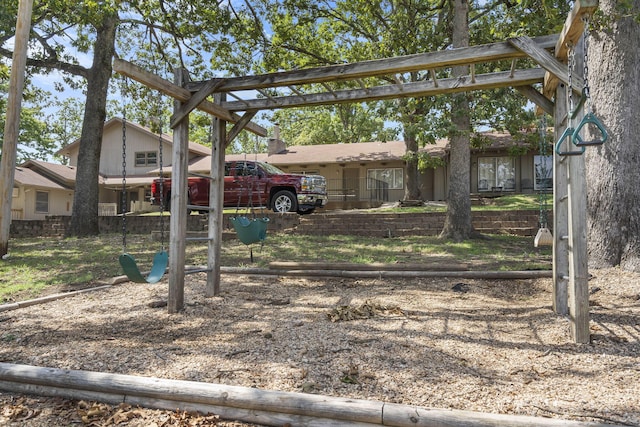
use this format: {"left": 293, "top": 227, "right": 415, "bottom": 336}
{"left": 294, "top": 210, "right": 547, "bottom": 238}
{"left": 9, "top": 213, "right": 301, "bottom": 238}
{"left": 9, "top": 210, "right": 547, "bottom": 239}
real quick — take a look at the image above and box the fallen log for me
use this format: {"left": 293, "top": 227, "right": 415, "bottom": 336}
{"left": 0, "top": 363, "right": 613, "bottom": 427}
{"left": 268, "top": 261, "right": 470, "bottom": 271}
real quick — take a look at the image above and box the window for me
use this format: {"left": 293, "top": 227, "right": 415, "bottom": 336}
{"left": 35, "top": 191, "right": 49, "bottom": 214}
{"left": 478, "top": 157, "right": 515, "bottom": 191}
{"left": 135, "top": 151, "right": 158, "bottom": 167}
{"left": 534, "top": 155, "right": 553, "bottom": 190}
{"left": 367, "top": 168, "right": 403, "bottom": 190}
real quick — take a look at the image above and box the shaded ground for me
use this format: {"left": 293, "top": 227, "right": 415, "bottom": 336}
{"left": 1, "top": 267, "right": 639, "bottom": 426}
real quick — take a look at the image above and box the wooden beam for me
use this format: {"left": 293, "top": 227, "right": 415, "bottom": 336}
{"left": 185, "top": 34, "right": 558, "bottom": 93}
{"left": 565, "top": 38, "right": 590, "bottom": 344}
{"left": 112, "top": 59, "right": 267, "bottom": 137}
{"left": 544, "top": 0, "right": 598, "bottom": 97}
{"left": 225, "top": 111, "right": 257, "bottom": 148}
{"left": 553, "top": 84, "right": 570, "bottom": 316}
{"left": 430, "top": 69, "right": 439, "bottom": 87}
{"left": 207, "top": 93, "right": 226, "bottom": 298}
{"left": 515, "top": 85, "right": 554, "bottom": 116}
{"left": 0, "top": 0, "right": 33, "bottom": 257}
{"left": 168, "top": 68, "right": 189, "bottom": 313}
{"left": 555, "top": 0, "right": 599, "bottom": 61}
{"left": 508, "top": 36, "right": 583, "bottom": 94}
{"left": 222, "top": 68, "right": 545, "bottom": 111}
{"left": 170, "top": 78, "right": 227, "bottom": 129}
{"left": 321, "top": 82, "right": 338, "bottom": 97}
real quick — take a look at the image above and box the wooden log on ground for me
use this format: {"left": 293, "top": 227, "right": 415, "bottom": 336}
{"left": 222, "top": 266, "right": 552, "bottom": 280}
{"left": 0, "top": 285, "right": 112, "bottom": 313}
{"left": 269, "top": 261, "right": 470, "bottom": 271}
{"left": 381, "top": 402, "right": 611, "bottom": 427}
{"left": 0, "top": 363, "right": 613, "bottom": 427}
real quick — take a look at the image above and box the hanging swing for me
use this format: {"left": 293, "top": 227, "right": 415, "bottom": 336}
{"left": 228, "top": 151, "right": 270, "bottom": 263}
{"left": 118, "top": 92, "right": 168, "bottom": 283}
{"left": 230, "top": 161, "right": 270, "bottom": 246}
{"left": 534, "top": 114, "right": 553, "bottom": 248}
{"left": 231, "top": 215, "right": 269, "bottom": 245}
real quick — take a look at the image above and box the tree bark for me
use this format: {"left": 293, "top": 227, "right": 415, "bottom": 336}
{"left": 440, "top": 0, "right": 474, "bottom": 241}
{"left": 585, "top": 0, "right": 640, "bottom": 272}
{"left": 66, "top": 13, "right": 118, "bottom": 237}
{"left": 403, "top": 132, "right": 422, "bottom": 201}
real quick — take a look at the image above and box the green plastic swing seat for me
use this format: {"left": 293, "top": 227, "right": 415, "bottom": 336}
{"left": 230, "top": 216, "right": 269, "bottom": 245}
{"left": 119, "top": 250, "right": 168, "bottom": 284}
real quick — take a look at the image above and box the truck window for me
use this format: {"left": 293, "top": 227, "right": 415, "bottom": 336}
{"left": 236, "top": 162, "right": 259, "bottom": 177}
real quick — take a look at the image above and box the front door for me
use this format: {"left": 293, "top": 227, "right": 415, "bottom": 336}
{"left": 343, "top": 168, "right": 360, "bottom": 201}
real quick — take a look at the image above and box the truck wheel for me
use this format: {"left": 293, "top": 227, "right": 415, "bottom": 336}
{"left": 272, "top": 190, "right": 297, "bottom": 213}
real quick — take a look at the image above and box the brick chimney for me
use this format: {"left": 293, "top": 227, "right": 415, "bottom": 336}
{"left": 268, "top": 123, "right": 286, "bottom": 155}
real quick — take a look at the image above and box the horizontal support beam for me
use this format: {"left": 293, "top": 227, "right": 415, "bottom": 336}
{"left": 508, "top": 36, "right": 583, "bottom": 94}
{"left": 515, "top": 85, "right": 555, "bottom": 116}
{"left": 186, "top": 34, "right": 559, "bottom": 94}
{"left": 221, "top": 68, "right": 546, "bottom": 111}
{"left": 113, "top": 59, "right": 267, "bottom": 137}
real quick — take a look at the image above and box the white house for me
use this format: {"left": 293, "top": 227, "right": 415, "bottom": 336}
{"left": 11, "top": 117, "right": 211, "bottom": 219}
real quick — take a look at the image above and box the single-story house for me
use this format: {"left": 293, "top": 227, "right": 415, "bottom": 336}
{"left": 9, "top": 118, "right": 551, "bottom": 219}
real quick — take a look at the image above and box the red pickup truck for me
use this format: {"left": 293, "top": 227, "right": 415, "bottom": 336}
{"left": 150, "top": 160, "right": 328, "bottom": 215}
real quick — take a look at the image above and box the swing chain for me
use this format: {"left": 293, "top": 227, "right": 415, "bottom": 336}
{"left": 157, "top": 106, "right": 166, "bottom": 251}
{"left": 121, "top": 110, "right": 128, "bottom": 253}
{"left": 538, "top": 114, "right": 549, "bottom": 228}
{"left": 567, "top": 43, "right": 575, "bottom": 124}
{"left": 582, "top": 15, "right": 592, "bottom": 113}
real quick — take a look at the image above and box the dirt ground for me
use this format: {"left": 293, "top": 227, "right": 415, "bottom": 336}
{"left": 1, "top": 267, "right": 639, "bottom": 426}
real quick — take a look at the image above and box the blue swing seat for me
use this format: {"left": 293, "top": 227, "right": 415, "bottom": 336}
{"left": 230, "top": 216, "right": 269, "bottom": 245}
{"left": 119, "top": 250, "right": 168, "bottom": 284}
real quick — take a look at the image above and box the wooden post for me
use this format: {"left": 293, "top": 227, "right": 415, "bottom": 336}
{"left": 0, "top": 0, "right": 33, "bottom": 257}
{"left": 547, "top": 0, "right": 596, "bottom": 343}
{"left": 552, "top": 85, "right": 569, "bottom": 315}
{"left": 566, "top": 37, "right": 590, "bottom": 343}
{"left": 206, "top": 93, "right": 227, "bottom": 297}
{"left": 168, "top": 68, "right": 189, "bottom": 313}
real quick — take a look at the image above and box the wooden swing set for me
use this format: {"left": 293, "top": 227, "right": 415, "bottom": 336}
{"left": 110, "top": 0, "right": 605, "bottom": 344}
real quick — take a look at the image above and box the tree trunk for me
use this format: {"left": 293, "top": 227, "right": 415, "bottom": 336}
{"left": 403, "top": 132, "right": 421, "bottom": 200}
{"left": 585, "top": 0, "right": 640, "bottom": 272}
{"left": 440, "top": 0, "right": 474, "bottom": 241}
{"left": 66, "top": 13, "right": 118, "bottom": 237}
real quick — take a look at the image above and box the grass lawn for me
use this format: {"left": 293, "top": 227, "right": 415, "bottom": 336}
{"left": 0, "top": 231, "right": 551, "bottom": 304}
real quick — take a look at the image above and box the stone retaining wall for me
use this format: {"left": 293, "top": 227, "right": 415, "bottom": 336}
{"left": 9, "top": 210, "right": 547, "bottom": 239}
{"left": 9, "top": 213, "right": 301, "bottom": 238}
{"left": 294, "top": 210, "right": 547, "bottom": 238}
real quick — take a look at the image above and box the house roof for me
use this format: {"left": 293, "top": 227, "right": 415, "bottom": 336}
{"left": 21, "top": 160, "right": 77, "bottom": 184}
{"left": 186, "top": 138, "right": 450, "bottom": 173}
{"left": 55, "top": 117, "right": 212, "bottom": 158}
{"left": 14, "top": 165, "right": 68, "bottom": 190}
{"left": 16, "top": 158, "right": 157, "bottom": 189}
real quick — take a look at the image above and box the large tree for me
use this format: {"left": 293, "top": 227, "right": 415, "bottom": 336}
{"left": 440, "top": 0, "right": 474, "bottom": 240}
{"left": 0, "top": 0, "right": 242, "bottom": 236}
{"left": 585, "top": 0, "right": 640, "bottom": 271}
